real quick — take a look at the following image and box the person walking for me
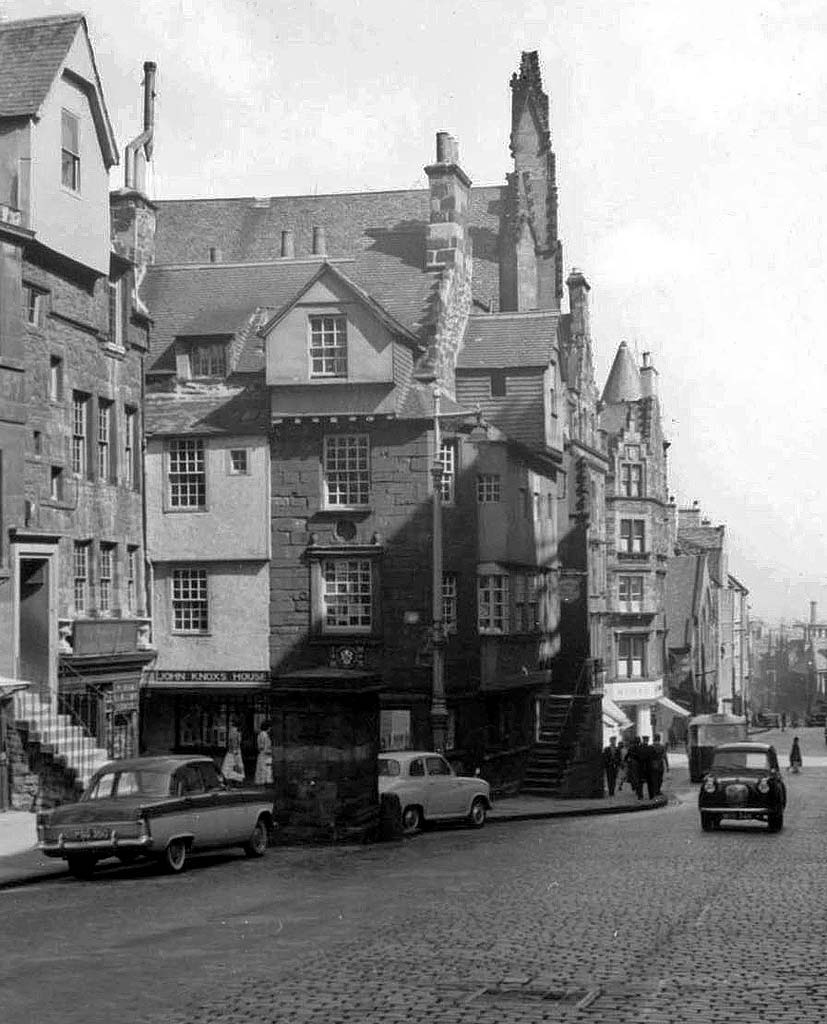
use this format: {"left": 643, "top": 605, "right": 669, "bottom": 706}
{"left": 651, "top": 733, "right": 670, "bottom": 796}
{"left": 221, "top": 716, "right": 245, "bottom": 783}
{"left": 616, "top": 741, "right": 627, "bottom": 791}
{"left": 789, "top": 736, "right": 803, "bottom": 774}
{"left": 603, "top": 736, "right": 620, "bottom": 796}
{"left": 255, "top": 720, "right": 273, "bottom": 784}
{"left": 626, "top": 737, "right": 643, "bottom": 799}
{"left": 639, "top": 736, "right": 657, "bottom": 800}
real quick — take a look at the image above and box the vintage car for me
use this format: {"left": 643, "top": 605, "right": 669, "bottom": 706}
{"left": 378, "top": 751, "right": 491, "bottom": 833}
{"left": 697, "top": 742, "right": 786, "bottom": 833}
{"left": 37, "top": 755, "right": 276, "bottom": 879}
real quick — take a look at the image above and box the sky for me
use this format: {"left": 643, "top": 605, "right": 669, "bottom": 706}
{"left": 5, "top": 0, "right": 827, "bottom": 623}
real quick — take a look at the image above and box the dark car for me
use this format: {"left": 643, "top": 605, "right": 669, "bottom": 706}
{"left": 37, "top": 755, "right": 275, "bottom": 879}
{"left": 698, "top": 742, "right": 786, "bottom": 832}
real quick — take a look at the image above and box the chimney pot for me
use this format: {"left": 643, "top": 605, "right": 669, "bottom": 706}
{"left": 435, "top": 131, "right": 459, "bottom": 164}
{"left": 312, "top": 226, "right": 327, "bottom": 256}
{"left": 142, "top": 61, "right": 157, "bottom": 159}
{"left": 281, "top": 230, "right": 295, "bottom": 258}
{"left": 811, "top": 600, "right": 818, "bottom": 625}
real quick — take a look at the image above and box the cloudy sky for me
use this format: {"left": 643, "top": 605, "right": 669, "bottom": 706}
{"left": 7, "top": 0, "right": 826, "bottom": 622}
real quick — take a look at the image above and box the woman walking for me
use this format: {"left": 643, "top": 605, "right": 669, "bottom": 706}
{"left": 790, "top": 736, "right": 803, "bottom": 774}
{"left": 255, "top": 720, "right": 273, "bottom": 784}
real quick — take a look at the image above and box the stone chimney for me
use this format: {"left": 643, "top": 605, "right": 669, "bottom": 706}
{"left": 566, "top": 268, "right": 590, "bottom": 338}
{"left": 281, "top": 230, "right": 295, "bottom": 258}
{"left": 312, "top": 226, "right": 327, "bottom": 256}
{"left": 640, "top": 351, "right": 659, "bottom": 399}
{"left": 424, "top": 131, "right": 471, "bottom": 271}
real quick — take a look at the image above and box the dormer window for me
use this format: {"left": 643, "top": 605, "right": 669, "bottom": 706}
{"left": 188, "top": 340, "right": 228, "bottom": 379}
{"left": 61, "top": 110, "right": 81, "bottom": 192}
{"left": 309, "top": 315, "right": 347, "bottom": 378}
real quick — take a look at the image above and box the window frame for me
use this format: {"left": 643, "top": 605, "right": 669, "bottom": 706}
{"left": 476, "top": 474, "right": 501, "bottom": 504}
{"left": 620, "top": 461, "right": 643, "bottom": 498}
{"left": 171, "top": 567, "right": 209, "bottom": 634}
{"left": 123, "top": 406, "right": 136, "bottom": 489}
{"left": 478, "top": 573, "right": 510, "bottom": 635}
{"left": 73, "top": 541, "right": 89, "bottom": 614}
{"left": 97, "top": 399, "right": 113, "bottom": 480}
{"left": 620, "top": 518, "right": 646, "bottom": 554}
{"left": 442, "top": 572, "right": 458, "bottom": 633}
{"left": 618, "top": 574, "right": 644, "bottom": 613}
{"left": 617, "top": 633, "right": 646, "bottom": 679}
{"left": 228, "top": 448, "right": 250, "bottom": 476}
{"left": 437, "top": 440, "right": 457, "bottom": 505}
{"left": 49, "top": 465, "right": 63, "bottom": 502}
{"left": 108, "top": 278, "right": 125, "bottom": 349}
{"left": 61, "top": 108, "right": 81, "bottom": 192}
{"left": 98, "top": 542, "right": 115, "bottom": 614}
{"left": 167, "top": 438, "right": 207, "bottom": 511}
{"left": 188, "top": 339, "right": 228, "bottom": 380}
{"left": 308, "top": 314, "right": 348, "bottom": 378}
{"left": 49, "top": 356, "right": 63, "bottom": 402}
{"left": 322, "top": 434, "right": 370, "bottom": 509}
{"left": 321, "top": 558, "right": 374, "bottom": 635}
{"left": 71, "top": 391, "right": 88, "bottom": 475}
{"left": 126, "top": 546, "right": 138, "bottom": 616}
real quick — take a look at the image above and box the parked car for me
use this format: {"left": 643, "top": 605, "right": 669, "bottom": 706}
{"left": 697, "top": 742, "right": 786, "bottom": 833}
{"left": 37, "top": 755, "right": 275, "bottom": 879}
{"left": 377, "top": 751, "right": 491, "bottom": 833}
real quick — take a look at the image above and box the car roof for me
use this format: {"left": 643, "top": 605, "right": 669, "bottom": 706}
{"left": 714, "top": 742, "right": 773, "bottom": 753}
{"left": 378, "top": 751, "right": 442, "bottom": 760}
{"left": 95, "top": 754, "right": 215, "bottom": 773}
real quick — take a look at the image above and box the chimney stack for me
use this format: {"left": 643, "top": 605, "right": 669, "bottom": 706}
{"left": 640, "top": 350, "right": 659, "bottom": 399}
{"left": 424, "top": 131, "right": 471, "bottom": 271}
{"left": 142, "top": 61, "right": 157, "bottom": 161}
{"left": 281, "top": 230, "right": 294, "bottom": 258}
{"left": 209, "top": 246, "right": 221, "bottom": 264}
{"left": 312, "top": 226, "right": 326, "bottom": 256}
{"left": 811, "top": 601, "right": 818, "bottom": 625}
{"left": 565, "top": 268, "right": 590, "bottom": 339}
{"left": 679, "top": 500, "right": 702, "bottom": 529}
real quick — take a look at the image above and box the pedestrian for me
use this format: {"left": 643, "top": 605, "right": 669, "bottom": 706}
{"left": 221, "top": 716, "right": 245, "bottom": 783}
{"left": 789, "top": 736, "right": 803, "bottom": 774}
{"left": 602, "top": 736, "right": 620, "bottom": 796}
{"left": 639, "top": 735, "right": 657, "bottom": 800}
{"left": 626, "top": 737, "right": 643, "bottom": 799}
{"left": 651, "top": 733, "right": 669, "bottom": 795}
{"left": 781, "top": 711, "right": 787, "bottom": 732}
{"left": 255, "top": 720, "right": 273, "bottom": 784}
{"left": 616, "top": 741, "right": 627, "bottom": 791}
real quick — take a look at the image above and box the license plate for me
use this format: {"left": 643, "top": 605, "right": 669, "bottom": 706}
{"left": 70, "top": 827, "right": 109, "bottom": 841}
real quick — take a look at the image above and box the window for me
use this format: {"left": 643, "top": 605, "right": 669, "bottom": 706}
{"left": 309, "top": 315, "right": 347, "bottom": 377}
{"left": 323, "top": 435, "right": 369, "bottom": 507}
{"left": 172, "top": 568, "right": 208, "bottom": 633}
{"left": 513, "top": 574, "right": 526, "bottom": 632}
{"left": 49, "top": 466, "right": 63, "bottom": 502}
{"left": 23, "top": 284, "right": 46, "bottom": 326}
{"left": 97, "top": 400, "right": 112, "bottom": 479}
{"left": 619, "top": 575, "right": 643, "bottom": 613}
{"left": 61, "top": 110, "right": 81, "bottom": 191}
{"left": 619, "top": 519, "right": 646, "bottom": 554}
{"left": 123, "top": 407, "right": 136, "bottom": 488}
{"left": 168, "top": 438, "right": 206, "bottom": 509}
{"left": 71, "top": 392, "right": 88, "bottom": 474}
{"left": 108, "top": 279, "right": 125, "bottom": 348}
{"left": 229, "top": 449, "right": 249, "bottom": 475}
{"left": 620, "top": 461, "right": 643, "bottom": 497}
{"left": 73, "top": 541, "right": 89, "bottom": 613}
{"left": 189, "top": 341, "right": 227, "bottom": 379}
{"left": 322, "top": 559, "right": 372, "bottom": 632}
{"left": 477, "top": 474, "right": 500, "bottom": 503}
{"left": 49, "top": 357, "right": 63, "bottom": 402}
{"left": 380, "top": 710, "right": 412, "bottom": 752}
{"left": 490, "top": 371, "right": 506, "bottom": 397}
{"left": 478, "top": 574, "right": 510, "bottom": 634}
{"left": 438, "top": 441, "right": 456, "bottom": 503}
{"left": 33, "top": 431, "right": 42, "bottom": 456}
{"left": 533, "top": 492, "right": 542, "bottom": 520}
{"left": 98, "top": 543, "right": 115, "bottom": 613}
{"left": 426, "top": 756, "right": 452, "bottom": 776}
{"left": 443, "top": 572, "right": 457, "bottom": 633}
{"left": 617, "top": 634, "right": 645, "bottom": 678}
{"left": 126, "top": 546, "right": 138, "bottom": 615}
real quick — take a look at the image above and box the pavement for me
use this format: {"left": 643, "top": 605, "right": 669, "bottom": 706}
{"left": 0, "top": 760, "right": 678, "bottom": 890}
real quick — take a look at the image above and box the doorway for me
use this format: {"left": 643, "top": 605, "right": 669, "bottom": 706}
{"left": 19, "top": 557, "right": 50, "bottom": 696}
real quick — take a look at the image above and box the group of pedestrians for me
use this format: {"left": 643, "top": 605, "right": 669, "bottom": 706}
{"left": 602, "top": 734, "right": 669, "bottom": 800}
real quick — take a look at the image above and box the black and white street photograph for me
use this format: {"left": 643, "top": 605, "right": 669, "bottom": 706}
{"left": 0, "top": 1, "right": 826, "bottom": 1022}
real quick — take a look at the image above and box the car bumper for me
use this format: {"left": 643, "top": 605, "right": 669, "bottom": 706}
{"left": 39, "top": 836, "right": 153, "bottom": 859}
{"left": 700, "top": 807, "right": 773, "bottom": 817}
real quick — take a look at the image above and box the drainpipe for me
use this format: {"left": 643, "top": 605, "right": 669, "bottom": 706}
{"left": 430, "top": 387, "right": 447, "bottom": 753}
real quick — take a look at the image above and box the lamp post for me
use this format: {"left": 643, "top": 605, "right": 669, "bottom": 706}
{"left": 430, "top": 387, "right": 448, "bottom": 753}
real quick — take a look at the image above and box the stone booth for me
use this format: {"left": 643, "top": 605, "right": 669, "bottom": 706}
{"left": 270, "top": 669, "right": 382, "bottom": 842}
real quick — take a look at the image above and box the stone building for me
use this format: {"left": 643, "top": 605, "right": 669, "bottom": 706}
{"left": 0, "top": 14, "right": 154, "bottom": 805}
{"left": 664, "top": 551, "right": 718, "bottom": 723}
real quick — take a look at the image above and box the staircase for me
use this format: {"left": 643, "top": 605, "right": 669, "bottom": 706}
{"left": 13, "top": 690, "right": 111, "bottom": 795}
{"left": 521, "top": 694, "right": 584, "bottom": 795}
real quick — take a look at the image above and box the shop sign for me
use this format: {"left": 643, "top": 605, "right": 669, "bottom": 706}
{"left": 111, "top": 680, "right": 140, "bottom": 712}
{"left": 149, "top": 670, "right": 270, "bottom": 685}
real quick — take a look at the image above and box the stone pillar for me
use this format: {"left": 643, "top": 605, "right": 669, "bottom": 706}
{"left": 635, "top": 703, "right": 652, "bottom": 739}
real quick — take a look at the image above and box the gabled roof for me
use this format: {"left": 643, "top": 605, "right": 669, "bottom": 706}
{"left": 144, "top": 387, "right": 270, "bottom": 437}
{"left": 0, "top": 14, "right": 117, "bottom": 165}
{"left": 601, "top": 341, "right": 641, "bottom": 405}
{"left": 677, "top": 525, "right": 725, "bottom": 584}
{"left": 457, "top": 311, "right": 559, "bottom": 370}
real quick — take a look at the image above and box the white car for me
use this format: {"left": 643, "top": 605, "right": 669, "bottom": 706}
{"left": 378, "top": 751, "right": 491, "bottom": 833}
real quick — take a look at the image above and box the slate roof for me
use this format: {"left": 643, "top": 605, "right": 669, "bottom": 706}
{"left": 601, "top": 341, "right": 641, "bottom": 405}
{"left": 666, "top": 554, "right": 702, "bottom": 649}
{"left": 457, "top": 311, "right": 559, "bottom": 369}
{"left": 0, "top": 14, "right": 81, "bottom": 118}
{"left": 677, "top": 525, "right": 725, "bottom": 584}
{"left": 144, "top": 387, "right": 270, "bottom": 437}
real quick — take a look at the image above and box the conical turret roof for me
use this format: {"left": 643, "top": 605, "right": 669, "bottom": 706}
{"left": 601, "top": 341, "right": 641, "bottom": 404}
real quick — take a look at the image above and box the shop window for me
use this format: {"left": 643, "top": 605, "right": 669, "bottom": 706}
{"left": 380, "top": 709, "right": 412, "bottom": 751}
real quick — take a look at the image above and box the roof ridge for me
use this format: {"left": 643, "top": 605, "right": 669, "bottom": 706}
{"left": 150, "top": 257, "right": 356, "bottom": 271}
{"left": 153, "top": 183, "right": 505, "bottom": 206}
{"left": 0, "top": 12, "right": 84, "bottom": 30}
{"left": 468, "top": 310, "right": 559, "bottom": 321}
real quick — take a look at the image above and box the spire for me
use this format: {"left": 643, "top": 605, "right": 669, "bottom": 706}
{"left": 510, "top": 51, "right": 551, "bottom": 156}
{"left": 601, "top": 342, "right": 642, "bottom": 404}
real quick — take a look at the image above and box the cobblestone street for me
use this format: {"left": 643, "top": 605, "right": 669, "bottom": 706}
{"left": 2, "top": 765, "right": 826, "bottom": 1024}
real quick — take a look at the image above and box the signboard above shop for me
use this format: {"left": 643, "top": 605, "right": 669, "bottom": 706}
{"left": 144, "top": 670, "right": 270, "bottom": 689}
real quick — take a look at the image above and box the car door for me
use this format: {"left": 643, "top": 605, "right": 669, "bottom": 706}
{"left": 196, "top": 760, "right": 238, "bottom": 845}
{"left": 425, "top": 755, "right": 462, "bottom": 817}
{"left": 407, "top": 757, "right": 430, "bottom": 814}
{"left": 178, "top": 763, "right": 220, "bottom": 848}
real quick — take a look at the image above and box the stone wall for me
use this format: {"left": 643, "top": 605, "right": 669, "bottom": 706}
{"left": 5, "top": 722, "right": 80, "bottom": 810}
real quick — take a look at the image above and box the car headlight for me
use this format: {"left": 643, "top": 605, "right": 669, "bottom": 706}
{"left": 703, "top": 777, "right": 716, "bottom": 793}
{"left": 757, "top": 778, "right": 770, "bottom": 794}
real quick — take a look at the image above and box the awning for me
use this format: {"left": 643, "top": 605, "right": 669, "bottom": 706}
{"left": 0, "top": 677, "right": 31, "bottom": 700}
{"left": 602, "top": 695, "right": 633, "bottom": 729}
{"left": 657, "top": 696, "right": 691, "bottom": 718}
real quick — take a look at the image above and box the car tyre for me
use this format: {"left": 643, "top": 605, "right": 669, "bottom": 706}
{"left": 467, "top": 798, "right": 487, "bottom": 829}
{"left": 401, "top": 805, "right": 423, "bottom": 835}
{"left": 700, "top": 813, "right": 714, "bottom": 832}
{"left": 243, "top": 818, "right": 269, "bottom": 858}
{"left": 768, "top": 812, "right": 784, "bottom": 833}
{"left": 163, "top": 838, "right": 188, "bottom": 873}
{"left": 67, "top": 854, "right": 97, "bottom": 880}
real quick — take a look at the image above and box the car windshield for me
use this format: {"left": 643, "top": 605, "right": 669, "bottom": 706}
{"left": 83, "top": 769, "right": 172, "bottom": 800}
{"left": 378, "top": 758, "right": 401, "bottom": 777}
{"left": 712, "top": 750, "right": 770, "bottom": 772}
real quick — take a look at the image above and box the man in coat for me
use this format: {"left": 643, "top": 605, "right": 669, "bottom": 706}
{"left": 651, "top": 733, "right": 669, "bottom": 796}
{"left": 602, "top": 736, "right": 620, "bottom": 796}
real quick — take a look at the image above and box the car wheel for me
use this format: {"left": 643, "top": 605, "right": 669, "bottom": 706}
{"left": 467, "top": 798, "right": 487, "bottom": 829}
{"left": 163, "top": 838, "right": 188, "bottom": 873}
{"left": 401, "top": 805, "right": 423, "bottom": 835}
{"left": 768, "top": 812, "right": 784, "bottom": 833}
{"left": 67, "top": 854, "right": 97, "bottom": 880}
{"left": 700, "top": 813, "right": 714, "bottom": 832}
{"left": 243, "top": 818, "right": 269, "bottom": 858}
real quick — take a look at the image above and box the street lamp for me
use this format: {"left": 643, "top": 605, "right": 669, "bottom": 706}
{"left": 430, "top": 386, "right": 448, "bottom": 753}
